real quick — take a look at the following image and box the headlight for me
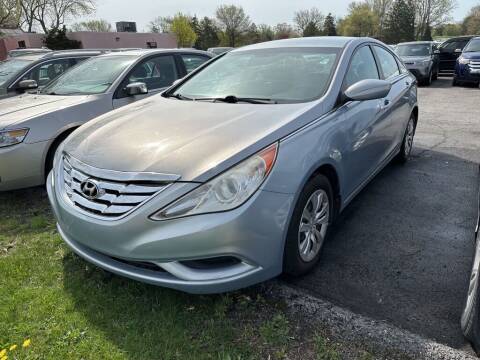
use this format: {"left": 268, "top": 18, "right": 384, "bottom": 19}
{"left": 421, "top": 59, "right": 430, "bottom": 65}
{"left": 459, "top": 57, "right": 470, "bottom": 65}
{"left": 0, "top": 128, "right": 29, "bottom": 148}
{"left": 151, "top": 143, "right": 278, "bottom": 220}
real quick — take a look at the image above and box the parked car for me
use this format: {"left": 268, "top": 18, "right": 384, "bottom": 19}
{"left": 47, "top": 37, "right": 418, "bottom": 294}
{"left": 437, "top": 35, "right": 478, "bottom": 76}
{"left": 395, "top": 41, "right": 439, "bottom": 85}
{"left": 453, "top": 37, "right": 480, "bottom": 87}
{"left": 0, "top": 49, "right": 213, "bottom": 191}
{"left": 207, "top": 47, "right": 234, "bottom": 56}
{"left": 0, "top": 50, "right": 105, "bottom": 99}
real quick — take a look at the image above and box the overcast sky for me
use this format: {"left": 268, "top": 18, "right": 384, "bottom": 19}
{"left": 77, "top": 0, "right": 477, "bottom": 31}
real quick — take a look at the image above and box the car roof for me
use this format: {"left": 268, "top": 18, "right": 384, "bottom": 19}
{"left": 95, "top": 48, "right": 213, "bottom": 58}
{"left": 396, "top": 41, "right": 432, "bottom": 46}
{"left": 12, "top": 49, "right": 106, "bottom": 61}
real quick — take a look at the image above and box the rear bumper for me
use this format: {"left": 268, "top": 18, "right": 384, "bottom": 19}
{"left": 0, "top": 141, "right": 48, "bottom": 191}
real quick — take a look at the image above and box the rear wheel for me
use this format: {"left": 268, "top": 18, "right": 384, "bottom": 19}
{"left": 424, "top": 70, "right": 433, "bottom": 86}
{"left": 396, "top": 114, "right": 416, "bottom": 164}
{"left": 283, "top": 175, "right": 333, "bottom": 276}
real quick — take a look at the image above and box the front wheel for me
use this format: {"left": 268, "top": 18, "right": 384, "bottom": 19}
{"left": 396, "top": 115, "right": 416, "bottom": 164}
{"left": 283, "top": 175, "right": 333, "bottom": 276}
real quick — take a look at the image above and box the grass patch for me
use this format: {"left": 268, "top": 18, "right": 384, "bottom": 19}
{"left": 0, "top": 188, "right": 351, "bottom": 360}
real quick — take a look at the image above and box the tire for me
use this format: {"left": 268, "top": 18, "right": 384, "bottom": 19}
{"left": 432, "top": 68, "right": 438, "bottom": 81}
{"left": 283, "top": 175, "right": 334, "bottom": 276}
{"left": 462, "top": 237, "right": 480, "bottom": 355}
{"left": 425, "top": 70, "right": 433, "bottom": 86}
{"left": 452, "top": 78, "right": 458, "bottom": 86}
{"left": 396, "top": 114, "right": 416, "bottom": 164}
{"left": 44, "top": 130, "right": 75, "bottom": 181}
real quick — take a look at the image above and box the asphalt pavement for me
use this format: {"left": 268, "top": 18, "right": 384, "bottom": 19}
{"left": 285, "top": 78, "right": 480, "bottom": 350}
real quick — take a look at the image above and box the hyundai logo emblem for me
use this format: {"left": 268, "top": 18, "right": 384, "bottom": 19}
{"left": 80, "top": 179, "right": 103, "bottom": 200}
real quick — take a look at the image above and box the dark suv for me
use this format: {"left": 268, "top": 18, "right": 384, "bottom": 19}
{"left": 0, "top": 50, "right": 104, "bottom": 99}
{"left": 437, "top": 36, "right": 478, "bottom": 76}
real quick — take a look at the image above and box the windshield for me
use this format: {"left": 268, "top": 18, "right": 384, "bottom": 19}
{"left": 0, "top": 59, "right": 32, "bottom": 86}
{"left": 396, "top": 44, "right": 431, "bottom": 57}
{"left": 42, "top": 55, "right": 136, "bottom": 95}
{"left": 171, "top": 47, "right": 340, "bottom": 103}
{"left": 464, "top": 39, "right": 480, "bottom": 52}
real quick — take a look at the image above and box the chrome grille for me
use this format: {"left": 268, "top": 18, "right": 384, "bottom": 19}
{"left": 61, "top": 154, "right": 177, "bottom": 219}
{"left": 470, "top": 60, "right": 480, "bottom": 70}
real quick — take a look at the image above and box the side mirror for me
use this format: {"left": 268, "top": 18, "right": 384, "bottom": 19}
{"left": 344, "top": 79, "right": 392, "bottom": 102}
{"left": 125, "top": 82, "right": 148, "bottom": 96}
{"left": 17, "top": 79, "right": 38, "bottom": 91}
{"left": 454, "top": 48, "right": 462, "bottom": 53}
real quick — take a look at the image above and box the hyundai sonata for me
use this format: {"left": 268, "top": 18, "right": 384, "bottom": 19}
{"left": 47, "top": 37, "right": 418, "bottom": 294}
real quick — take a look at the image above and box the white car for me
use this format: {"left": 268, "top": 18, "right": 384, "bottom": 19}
{"left": 0, "top": 49, "right": 213, "bottom": 191}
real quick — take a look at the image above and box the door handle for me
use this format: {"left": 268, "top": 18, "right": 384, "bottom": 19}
{"left": 381, "top": 99, "right": 390, "bottom": 109}
{"left": 405, "top": 81, "right": 410, "bottom": 86}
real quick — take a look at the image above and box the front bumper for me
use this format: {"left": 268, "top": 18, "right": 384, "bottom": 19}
{"left": 454, "top": 64, "right": 480, "bottom": 83}
{"left": 0, "top": 140, "right": 49, "bottom": 191}
{"left": 47, "top": 171, "right": 294, "bottom": 294}
{"left": 404, "top": 64, "right": 430, "bottom": 79}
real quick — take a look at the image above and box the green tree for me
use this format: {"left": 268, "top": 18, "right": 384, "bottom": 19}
{"left": 340, "top": 2, "right": 378, "bottom": 37}
{"left": 170, "top": 13, "right": 197, "bottom": 48}
{"left": 257, "top": 24, "right": 275, "bottom": 42}
{"left": 303, "top": 21, "right": 322, "bottom": 37}
{"left": 45, "top": 25, "right": 81, "bottom": 49}
{"left": 383, "top": 0, "right": 415, "bottom": 43}
{"left": 323, "top": 13, "right": 337, "bottom": 35}
{"left": 215, "top": 4, "right": 251, "bottom": 47}
{"left": 0, "top": 0, "right": 21, "bottom": 28}
{"left": 71, "top": 19, "right": 112, "bottom": 32}
{"left": 463, "top": 5, "right": 480, "bottom": 35}
{"left": 194, "top": 16, "right": 219, "bottom": 50}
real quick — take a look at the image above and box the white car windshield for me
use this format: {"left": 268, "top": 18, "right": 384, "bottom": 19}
{"left": 0, "top": 59, "right": 32, "bottom": 86}
{"left": 42, "top": 55, "right": 137, "bottom": 95}
{"left": 171, "top": 47, "right": 340, "bottom": 103}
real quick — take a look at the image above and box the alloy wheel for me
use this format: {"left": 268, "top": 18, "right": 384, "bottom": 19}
{"left": 404, "top": 118, "right": 415, "bottom": 157}
{"left": 298, "top": 189, "right": 330, "bottom": 262}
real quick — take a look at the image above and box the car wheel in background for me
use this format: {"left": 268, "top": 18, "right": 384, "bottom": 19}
{"left": 424, "top": 70, "right": 433, "bottom": 86}
{"left": 44, "top": 130, "right": 75, "bottom": 181}
{"left": 396, "top": 114, "right": 416, "bottom": 164}
{"left": 433, "top": 68, "right": 438, "bottom": 81}
{"left": 283, "top": 175, "right": 333, "bottom": 276}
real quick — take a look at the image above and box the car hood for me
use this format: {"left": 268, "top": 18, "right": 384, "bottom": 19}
{"left": 400, "top": 56, "right": 431, "bottom": 63}
{"left": 0, "top": 93, "right": 92, "bottom": 130}
{"left": 65, "top": 96, "right": 322, "bottom": 182}
{"left": 461, "top": 52, "right": 480, "bottom": 60}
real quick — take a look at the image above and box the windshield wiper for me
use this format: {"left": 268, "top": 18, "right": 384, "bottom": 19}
{"left": 195, "top": 95, "right": 277, "bottom": 104}
{"left": 166, "top": 93, "right": 193, "bottom": 101}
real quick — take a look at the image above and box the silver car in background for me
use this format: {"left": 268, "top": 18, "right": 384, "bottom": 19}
{"left": 48, "top": 37, "right": 418, "bottom": 294}
{"left": 0, "top": 49, "right": 213, "bottom": 191}
{"left": 395, "top": 41, "right": 439, "bottom": 85}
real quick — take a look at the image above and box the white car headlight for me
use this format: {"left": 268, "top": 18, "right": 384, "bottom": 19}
{"left": 151, "top": 143, "right": 278, "bottom": 220}
{"left": 459, "top": 57, "right": 470, "bottom": 65}
{"left": 0, "top": 128, "right": 29, "bottom": 148}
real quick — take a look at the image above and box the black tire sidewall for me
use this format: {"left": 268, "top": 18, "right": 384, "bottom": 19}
{"left": 397, "top": 115, "right": 416, "bottom": 164}
{"left": 283, "top": 175, "right": 334, "bottom": 276}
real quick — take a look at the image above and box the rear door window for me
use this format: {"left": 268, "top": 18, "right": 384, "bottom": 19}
{"left": 373, "top": 46, "right": 400, "bottom": 80}
{"left": 345, "top": 46, "right": 379, "bottom": 88}
{"left": 180, "top": 54, "right": 210, "bottom": 74}
{"left": 19, "top": 58, "right": 75, "bottom": 87}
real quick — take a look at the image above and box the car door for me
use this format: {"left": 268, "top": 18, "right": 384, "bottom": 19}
{"left": 338, "top": 45, "right": 392, "bottom": 194}
{"left": 372, "top": 45, "right": 411, "bottom": 153}
{"left": 112, "top": 54, "right": 180, "bottom": 109}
